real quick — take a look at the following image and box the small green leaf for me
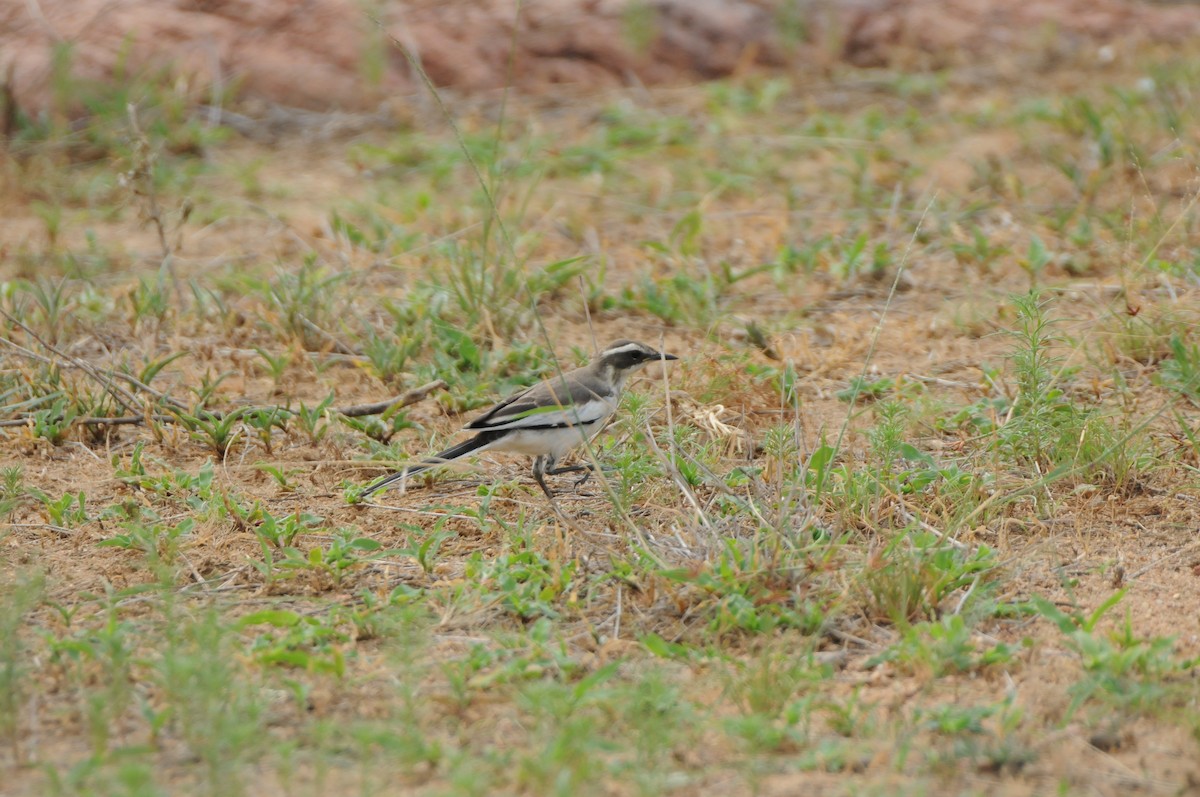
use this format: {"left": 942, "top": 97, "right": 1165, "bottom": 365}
{"left": 239, "top": 610, "right": 301, "bottom": 628}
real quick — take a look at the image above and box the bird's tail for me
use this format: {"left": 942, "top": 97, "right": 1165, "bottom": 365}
{"left": 361, "top": 431, "right": 504, "bottom": 498}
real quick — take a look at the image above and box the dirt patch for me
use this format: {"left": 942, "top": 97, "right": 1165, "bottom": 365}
{"left": 3, "top": 26, "right": 1200, "bottom": 795}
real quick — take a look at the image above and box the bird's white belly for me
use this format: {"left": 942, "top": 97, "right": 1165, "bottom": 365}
{"left": 494, "top": 421, "right": 605, "bottom": 459}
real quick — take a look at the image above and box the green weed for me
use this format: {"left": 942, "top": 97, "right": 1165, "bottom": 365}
{"left": 0, "top": 572, "right": 45, "bottom": 763}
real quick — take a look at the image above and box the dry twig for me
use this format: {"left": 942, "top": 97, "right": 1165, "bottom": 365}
{"left": 0, "top": 380, "right": 447, "bottom": 429}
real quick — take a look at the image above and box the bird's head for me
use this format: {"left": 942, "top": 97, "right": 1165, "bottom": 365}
{"left": 593, "top": 339, "right": 678, "bottom": 387}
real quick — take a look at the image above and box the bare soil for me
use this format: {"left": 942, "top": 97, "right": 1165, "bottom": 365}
{"left": 3, "top": 6, "right": 1200, "bottom": 796}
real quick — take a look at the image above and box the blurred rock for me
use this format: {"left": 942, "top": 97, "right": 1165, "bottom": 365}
{"left": 2, "top": 0, "right": 1199, "bottom": 119}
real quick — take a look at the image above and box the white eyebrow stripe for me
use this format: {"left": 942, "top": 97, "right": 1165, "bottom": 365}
{"left": 601, "top": 343, "right": 647, "bottom": 357}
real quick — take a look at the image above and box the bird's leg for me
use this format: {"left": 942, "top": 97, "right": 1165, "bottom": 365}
{"left": 532, "top": 455, "right": 555, "bottom": 499}
{"left": 545, "top": 463, "right": 591, "bottom": 476}
{"left": 546, "top": 461, "right": 614, "bottom": 487}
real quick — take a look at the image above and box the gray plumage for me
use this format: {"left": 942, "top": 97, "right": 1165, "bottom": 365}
{"left": 361, "top": 339, "right": 677, "bottom": 499}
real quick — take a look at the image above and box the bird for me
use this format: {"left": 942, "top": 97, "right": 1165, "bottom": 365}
{"left": 360, "top": 339, "right": 678, "bottom": 499}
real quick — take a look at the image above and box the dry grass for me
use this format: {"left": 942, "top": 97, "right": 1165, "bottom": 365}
{"left": 2, "top": 45, "right": 1200, "bottom": 797}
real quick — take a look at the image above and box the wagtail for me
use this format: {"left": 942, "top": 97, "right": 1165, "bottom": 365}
{"left": 361, "top": 339, "right": 678, "bottom": 499}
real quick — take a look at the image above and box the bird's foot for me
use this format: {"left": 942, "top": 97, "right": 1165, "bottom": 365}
{"left": 545, "top": 462, "right": 613, "bottom": 488}
{"left": 575, "top": 463, "right": 617, "bottom": 488}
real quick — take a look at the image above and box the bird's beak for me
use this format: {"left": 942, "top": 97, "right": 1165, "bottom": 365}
{"left": 657, "top": 351, "right": 679, "bottom": 361}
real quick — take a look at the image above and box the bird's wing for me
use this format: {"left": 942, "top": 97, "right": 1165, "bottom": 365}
{"left": 465, "top": 369, "right": 616, "bottom": 432}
